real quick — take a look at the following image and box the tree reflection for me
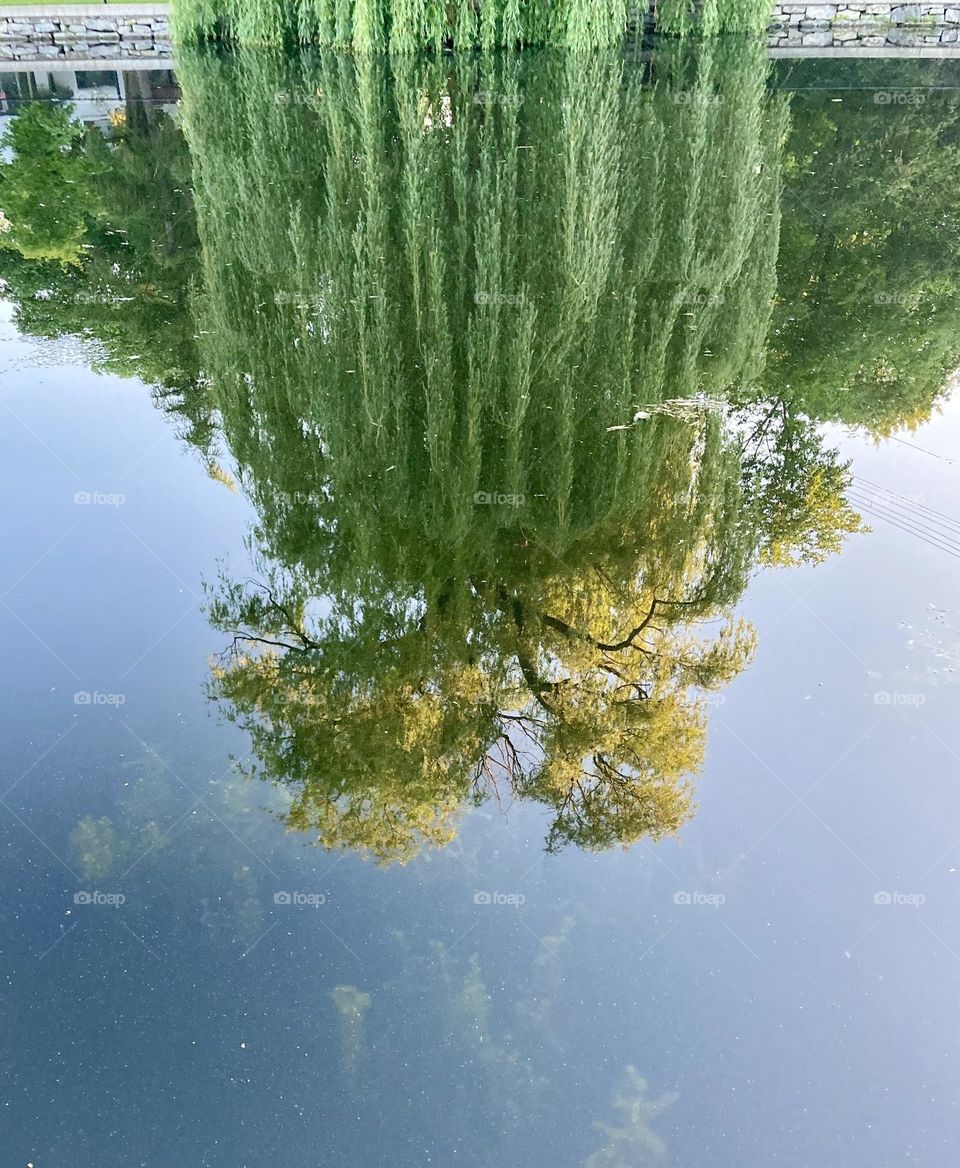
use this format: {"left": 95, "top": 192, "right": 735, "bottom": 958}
{"left": 2, "top": 46, "right": 957, "bottom": 862}
{"left": 586, "top": 1067, "right": 677, "bottom": 1168}
{"left": 771, "top": 68, "right": 960, "bottom": 437}
{"left": 183, "top": 46, "right": 795, "bottom": 860}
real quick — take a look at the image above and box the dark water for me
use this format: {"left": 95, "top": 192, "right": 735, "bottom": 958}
{"left": 1, "top": 42, "right": 960, "bottom": 1167}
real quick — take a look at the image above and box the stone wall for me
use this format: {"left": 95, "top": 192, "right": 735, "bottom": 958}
{"left": 769, "top": 3, "right": 960, "bottom": 46}
{"left": 0, "top": 4, "right": 170, "bottom": 61}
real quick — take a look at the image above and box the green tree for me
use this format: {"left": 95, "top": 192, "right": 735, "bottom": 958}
{"left": 0, "top": 101, "right": 102, "bottom": 263}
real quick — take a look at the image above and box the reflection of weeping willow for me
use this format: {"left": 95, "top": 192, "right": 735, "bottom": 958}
{"left": 182, "top": 45, "right": 784, "bottom": 586}
{"left": 179, "top": 45, "right": 786, "bottom": 862}
{"left": 170, "top": 0, "right": 771, "bottom": 51}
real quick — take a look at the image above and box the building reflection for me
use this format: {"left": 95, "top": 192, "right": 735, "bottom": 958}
{"left": 0, "top": 65, "right": 179, "bottom": 129}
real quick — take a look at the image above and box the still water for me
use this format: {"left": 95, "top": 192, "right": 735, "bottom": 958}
{"left": 1, "top": 41, "right": 960, "bottom": 1167}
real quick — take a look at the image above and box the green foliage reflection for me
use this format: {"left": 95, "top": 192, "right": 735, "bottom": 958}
{"left": 183, "top": 46, "right": 785, "bottom": 861}
{"left": 169, "top": 0, "right": 770, "bottom": 53}
{"left": 2, "top": 48, "right": 957, "bottom": 864}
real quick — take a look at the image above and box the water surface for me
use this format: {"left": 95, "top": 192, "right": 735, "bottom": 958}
{"left": 1, "top": 43, "right": 960, "bottom": 1167}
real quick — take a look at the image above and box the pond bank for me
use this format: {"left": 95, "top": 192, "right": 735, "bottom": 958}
{"left": 1, "top": 3, "right": 169, "bottom": 59}
{"left": 770, "top": 4, "right": 960, "bottom": 46}
{"left": 2, "top": 2, "right": 960, "bottom": 61}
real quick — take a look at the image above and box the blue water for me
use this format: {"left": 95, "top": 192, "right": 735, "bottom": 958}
{"left": 1, "top": 46, "right": 960, "bottom": 1168}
